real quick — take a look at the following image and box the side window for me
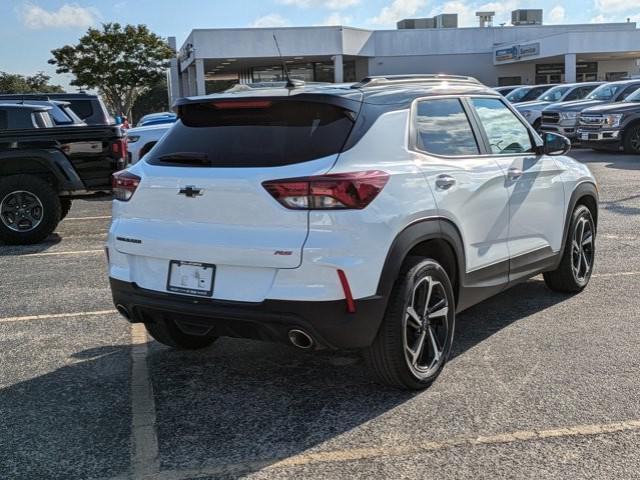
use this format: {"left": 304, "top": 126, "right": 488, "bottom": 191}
{"left": 414, "top": 98, "right": 480, "bottom": 156}
{"left": 564, "top": 88, "right": 583, "bottom": 101}
{"left": 68, "top": 100, "right": 94, "bottom": 120}
{"left": 619, "top": 85, "right": 640, "bottom": 100}
{"left": 471, "top": 98, "right": 533, "bottom": 155}
{"left": 0, "top": 110, "right": 7, "bottom": 129}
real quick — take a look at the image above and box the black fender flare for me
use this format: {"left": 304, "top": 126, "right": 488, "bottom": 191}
{"left": 0, "top": 148, "right": 84, "bottom": 191}
{"left": 556, "top": 181, "right": 599, "bottom": 267}
{"left": 375, "top": 217, "right": 466, "bottom": 305}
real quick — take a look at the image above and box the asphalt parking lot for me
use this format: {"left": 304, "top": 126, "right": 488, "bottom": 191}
{"left": 1, "top": 149, "right": 640, "bottom": 480}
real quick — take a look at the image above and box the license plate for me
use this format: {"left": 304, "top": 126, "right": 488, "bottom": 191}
{"left": 580, "top": 133, "right": 589, "bottom": 141}
{"left": 166, "top": 260, "right": 215, "bottom": 297}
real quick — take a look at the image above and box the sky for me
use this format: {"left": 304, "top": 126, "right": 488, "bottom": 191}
{"left": 1, "top": 0, "right": 639, "bottom": 89}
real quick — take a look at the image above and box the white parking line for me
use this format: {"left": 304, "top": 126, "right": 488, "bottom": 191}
{"left": 141, "top": 418, "right": 640, "bottom": 479}
{"left": 12, "top": 249, "right": 104, "bottom": 258}
{"left": 64, "top": 215, "right": 112, "bottom": 221}
{"left": 130, "top": 323, "right": 160, "bottom": 479}
{"left": 0, "top": 309, "right": 117, "bottom": 323}
{"left": 593, "top": 271, "right": 640, "bottom": 278}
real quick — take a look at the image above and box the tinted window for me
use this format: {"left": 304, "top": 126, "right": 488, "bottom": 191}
{"left": 149, "top": 100, "right": 354, "bottom": 168}
{"left": 506, "top": 88, "right": 528, "bottom": 102}
{"left": 413, "top": 98, "right": 479, "bottom": 156}
{"left": 68, "top": 100, "right": 94, "bottom": 119}
{"left": 540, "top": 86, "right": 569, "bottom": 102}
{"left": 564, "top": 87, "right": 585, "bottom": 101}
{"left": 471, "top": 98, "right": 533, "bottom": 155}
{"left": 619, "top": 84, "right": 640, "bottom": 101}
{"left": 588, "top": 84, "right": 623, "bottom": 100}
{"left": 522, "top": 86, "right": 551, "bottom": 102}
{"left": 49, "top": 106, "right": 73, "bottom": 125}
{"left": 0, "top": 110, "right": 7, "bottom": 129}
{"left": 624, "top": 88, "right": 640, "bottom": 103}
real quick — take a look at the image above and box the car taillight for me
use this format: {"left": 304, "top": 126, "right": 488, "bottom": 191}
{"left": 112, "top": 139, "right": 128, "bottom": 159}
{"left": 263, "top": 171, "right": 389, "bottom": 210}
{"left": 112, "top": 170, "right": 141, "bottom": 201}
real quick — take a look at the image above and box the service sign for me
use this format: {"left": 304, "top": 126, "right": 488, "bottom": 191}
{"left": 518, "top": 43, "right": 540, "bottom": 58}
{"left": 495, "top": 46, "right": 518, "bottom": 61}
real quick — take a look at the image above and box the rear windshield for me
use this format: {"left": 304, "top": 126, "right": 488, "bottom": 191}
{"left": 147, "top": 100, "right": 355, "bottom": 168}
{"left": 68, "top": 99, "right": 94, "bottom": 120}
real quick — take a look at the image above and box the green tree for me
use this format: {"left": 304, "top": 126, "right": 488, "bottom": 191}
{"left": 131, "top": 78, "right": 170, "bottom": 121}
{"left": 49, "top": 23, "right": 173, "bottom": 118}
{"left": 0, "top": 71, "right": 64, "bottom": 94}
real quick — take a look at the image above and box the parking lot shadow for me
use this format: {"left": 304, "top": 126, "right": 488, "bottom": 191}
{"left": 145, "top": 277, "right": 570, "bottom": 478}
{"left": 0, "top": 345, "right": 132, "bottom": 480}
{"left": 576, "top": 148, "right": 640, "bottom": 171}
{"left": 0, "top": 280, "right": 571, "bottom": 479}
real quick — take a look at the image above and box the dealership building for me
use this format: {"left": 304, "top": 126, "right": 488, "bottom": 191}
{"left": 168, "top": 9, "right": 640, "bottom": 102}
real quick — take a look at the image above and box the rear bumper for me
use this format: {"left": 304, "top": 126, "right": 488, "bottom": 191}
{"left": 110, "top": 278, "right": 387, "bottom": 350}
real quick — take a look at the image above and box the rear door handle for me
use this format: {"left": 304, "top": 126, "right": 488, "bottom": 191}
{"left": 508, "top": 168, "right": 523, "bottom": 181}
{"left": 435, "top": 175, "right": 456, "bottom": 190}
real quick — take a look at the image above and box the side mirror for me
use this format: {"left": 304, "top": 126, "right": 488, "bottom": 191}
{"left": 542, "top": 132, "right": 571, "bottom": 156}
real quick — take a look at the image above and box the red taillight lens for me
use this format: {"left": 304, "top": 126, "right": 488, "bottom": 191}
{"left": 112, "top": 170, "right": 141, "bottom": 201}
{"left": 263, "top": 171, "right": 389, "bottom": 210}
{"left": 212, "top": 100, "right": 273, "bottom": 109}
{"left": 111, "top": 139, "right": 128, "bottom": 159}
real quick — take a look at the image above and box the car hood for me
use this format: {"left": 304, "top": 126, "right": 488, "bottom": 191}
{"left": 516, "top": 100, "right": 550, "bottom": 111}
{"left": 544, "top": 99, "right": 605, "bottom": 113}
{"left": 581, "top": 102, "right": 640, "bottom": 115}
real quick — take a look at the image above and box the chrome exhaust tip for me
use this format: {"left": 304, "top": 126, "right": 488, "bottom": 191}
{"left": 288, "top": 329, "right": 314, "bottom": 350}
{"left": 115, "top": 304, "right": 130, "bottom": 320}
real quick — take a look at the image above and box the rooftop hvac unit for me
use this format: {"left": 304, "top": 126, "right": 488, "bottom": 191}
{"left": 511, "top": 9, "right": 543, "bottom": 26}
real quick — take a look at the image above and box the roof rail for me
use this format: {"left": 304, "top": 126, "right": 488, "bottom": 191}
{"left": 352, "top": 74, "right": 482, "bottom": 89}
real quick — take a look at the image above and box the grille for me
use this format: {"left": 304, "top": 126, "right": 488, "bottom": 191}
{"left": 579, "top": 115, "right": 604, "bottom": 126}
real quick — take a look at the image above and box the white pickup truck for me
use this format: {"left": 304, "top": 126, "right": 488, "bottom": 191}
{"left": 126, "top": 123, "right": 173, "bottom": 164}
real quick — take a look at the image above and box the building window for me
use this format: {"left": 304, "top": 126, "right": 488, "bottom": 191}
{"left": 606, "top": 72, "right": 628, "bottom": 81}
{"left": 498, "top": 76, "right": 521, "bottom": 86}
{"left": 251, "top": 61, "right": 356, "bottom": 83}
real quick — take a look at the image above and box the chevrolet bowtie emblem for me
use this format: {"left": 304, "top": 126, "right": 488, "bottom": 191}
{"left": 178, "top": 186, "right": 203, "bottom": 198}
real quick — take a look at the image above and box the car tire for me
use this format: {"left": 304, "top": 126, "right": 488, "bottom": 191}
{"left": 59, "top": 198, "right": 72, "bottom": 221}
{"left": 622, "top": 124, "right": 640, "bottom": 154}
{"left": 364, "top": 257, "right": 455, "bottom": 390}
{"left": 145, "top": 319, "right": 217, "bottom": 350}
{"left": 543, "top": 204, "right": 595, "bottom": 293}
{"left": 0, "top": 175, "right": 61, "bottom": 245}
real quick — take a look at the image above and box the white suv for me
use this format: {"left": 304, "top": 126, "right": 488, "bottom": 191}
{"left": 108, "top": 75, "right": 598, "bottom": 390}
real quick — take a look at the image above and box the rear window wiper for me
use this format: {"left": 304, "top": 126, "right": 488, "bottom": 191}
{"left": 156, "top": 152, "right": 210, "bottom": 166}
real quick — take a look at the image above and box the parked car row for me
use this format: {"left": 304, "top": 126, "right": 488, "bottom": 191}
{"left": 497, "top": 78, "right": 640, "bottom": 153}
{"left": 0, "top": 94, "right": 126, "bottom": 244}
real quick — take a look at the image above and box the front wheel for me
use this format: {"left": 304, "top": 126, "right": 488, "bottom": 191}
{"left": 543, "top": 204, "right": 595, "bottom": 293}
{"left": 0, "top": 175, "right": 60, "bottom": 245}
{"left": 622, "top": 124, "right": 640, "bottom": 154}
{"left": 364, "top": 257, "right": 455, "bottom": 390}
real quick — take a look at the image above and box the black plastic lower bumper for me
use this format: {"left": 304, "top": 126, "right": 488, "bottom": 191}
{"left": 109, "top": 278, "right": 387, "bottom": 350}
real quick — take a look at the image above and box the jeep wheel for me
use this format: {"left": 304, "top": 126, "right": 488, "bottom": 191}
{"left": 0, "top": 175, "right": 61, "bottom": 245}
{"left": 544, "top": 204, "right": 595, "bottom": 293}
{"left": 622, "top": 124, "right": 640, "bottom": 154}
{"left": 364, "top": 257, "right": 455, "bottom": 390}
{"left": 145, "top": 319, "right": 217, "bottom": 350}
{"left": 59, "top": 198, "right": 72, "bottom": 221}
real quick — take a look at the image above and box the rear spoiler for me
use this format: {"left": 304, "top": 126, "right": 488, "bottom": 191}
{"left": 173, "top": 92, "right": 363, "bottom": 117}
